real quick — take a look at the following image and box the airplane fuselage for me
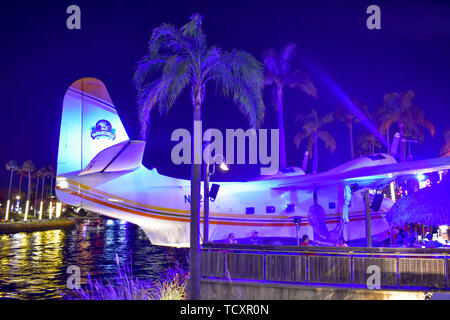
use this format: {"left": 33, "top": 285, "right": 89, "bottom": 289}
{"left": 56, "top": 164, "right": 393, "bottom": 247}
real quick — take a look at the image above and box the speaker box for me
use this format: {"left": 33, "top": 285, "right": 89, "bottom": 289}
{"left": 209, "top": 183, "right": 220, "bottom": 200}
{"left": 370, "top": 193, "right": 383, "bottom": 212}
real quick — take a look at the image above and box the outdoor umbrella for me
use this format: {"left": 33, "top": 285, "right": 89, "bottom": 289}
{"left": 386, "top": 177, "right": 450, "bottom": 227}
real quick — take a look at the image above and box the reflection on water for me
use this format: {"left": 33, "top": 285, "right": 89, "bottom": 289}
{"left": 0, "top": 220, "right": 188, "bottom": 300}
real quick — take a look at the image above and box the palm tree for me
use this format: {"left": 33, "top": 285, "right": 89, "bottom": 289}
{"left": 39, "top": 167, "right": 50, "bottom": 219}
{"left": 294, "top": 108, "right": 336, "bottom": 174}
{"left": 378, "top": 90, "right": 435, "bottom": 161}
{"left": 5, "top": 160, "right": 18, "bottom": 220}
{"left": 262, "top": 43, "right": 317, "bottom": 168}
{"left": 17, "top": 167, "right": 26, "bottom": 205}
{"left": 133, "top": 13, "right": 265, "bottom": 300}
{"left": 22, "top": 160, "right": 35, "bottom": 221}
{"left": 47, "top": 166, "right": 55, "bottom": 218}
{"left": 335, "top": 98, "right": 370, "bottom": 160}
{"left": 33, "top": 169, "right": 42, "bottom": 217}
{"left": 357, "top": 133, "right": 381, "bottom": 155}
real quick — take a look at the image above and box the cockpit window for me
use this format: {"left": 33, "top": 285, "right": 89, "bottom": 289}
{"left": 366, "top": 154, "right": 386, "bottom": 161}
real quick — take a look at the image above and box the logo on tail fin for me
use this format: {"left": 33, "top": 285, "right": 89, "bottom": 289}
{"left": 91, "top": 120, "right": 116, "bottom": 141}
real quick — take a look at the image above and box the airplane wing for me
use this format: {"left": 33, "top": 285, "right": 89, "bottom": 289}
{"left": 272, "top": 156, "right": 450, "bottom": 191}
{"left": 79, "top": 140, "right": 146, "bottom": 176}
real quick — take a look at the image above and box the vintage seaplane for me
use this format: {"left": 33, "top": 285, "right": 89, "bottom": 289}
{"left": 55, "top": 77, "right": 450, "bottom": 247}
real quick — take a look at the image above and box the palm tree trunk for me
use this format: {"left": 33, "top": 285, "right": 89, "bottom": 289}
{"left": 27, "top": 171, "right": 31, "bottom": 202}
{"left": 6, "top": 169, "right": 14, "bottom": 219}
{"left": 386, "top": 126, "right": 390, "bottom": 154}
{"left": 190, "top": 101, "right": 202, "bottom": 300}
{"left": 277, "top": 85, "right": 287, "bottom": 169}
{"left": 41, "top": 176, "right": 46, "bottom": 218}
{"left": 24, "top": 170, "right": 31, "bottom": 221}
{"left": 34, "top": 176, "right": 39, "bottom": 216}
{"left": 49, "top": 173, "right": 54, "bottom": 199}
{"left": 18, "top": 174, "right": 23, "bottom": 200}
{"left": 348, "top": 121, "right": 354, "bottom": 160}
{"left": 49, "top": 173, "right": 54, "bottom": 217}
{"left": 399, "top": 122, "right": 405, "bottom": 161}
{"left": 7, "top": 169, "right": 13, "bottom": 202}
{"left": 313, "top": 132, "right": 319, "bottom": 173}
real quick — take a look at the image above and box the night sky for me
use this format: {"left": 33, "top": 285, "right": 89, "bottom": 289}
{"left": 1, "top": 0, "right": 449, "bottom": 187}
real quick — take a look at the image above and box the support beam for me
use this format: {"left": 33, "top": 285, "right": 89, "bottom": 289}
{"left": 364, "top": 191, "right": 372, "bottom": 247}
{"left": 203, "top": 163, "right": 210, "bottom": 244}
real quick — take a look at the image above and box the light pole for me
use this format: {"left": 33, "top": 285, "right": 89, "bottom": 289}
{"left": 293, "top": 217, "right": 302, "bottom": 246}
{"left": 203, "top": 154, "right": 228, "bottom": 244}
{"left": 364, "top": 190, "right": 372, "bottom": 247}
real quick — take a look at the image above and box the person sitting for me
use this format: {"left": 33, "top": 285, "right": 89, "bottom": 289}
{"left": 300, "top": 235, "right": 310, "bottom": 246}
{"left": 336, "top": 237, "right": 348, "bottom": 247}
{"left": 394, "top": 229, "right": 408, "bottom": 247}
{"left": 226, "top": 233, "right": 238, "bottom": 244}
{"left": 249, "top": 230, "right": 263, "bottom": 245}
{"left": 424, "top": 232, "right": 444, "bottom": 248}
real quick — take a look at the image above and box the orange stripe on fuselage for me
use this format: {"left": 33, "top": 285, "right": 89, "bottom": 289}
{"left": 56, "top": 186, "right": 384, "bottom": 227}
{"left": 60, "top": 177, "right": 383, "bottom": 220}
{"left": 56, "top": 186, "right": 297, "bottom": 226}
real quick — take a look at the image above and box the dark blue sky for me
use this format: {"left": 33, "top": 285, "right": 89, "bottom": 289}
{"left": 1, "top": 0, "right": 449, "bottom": 186}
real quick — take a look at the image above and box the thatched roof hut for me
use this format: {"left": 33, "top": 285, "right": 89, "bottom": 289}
{"left": 386, "top": 178, "right": 450, "bottom": 227}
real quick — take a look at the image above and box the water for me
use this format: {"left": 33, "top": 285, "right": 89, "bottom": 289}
{"left": 0, "top": 220, "right": 188, "bottom": 300}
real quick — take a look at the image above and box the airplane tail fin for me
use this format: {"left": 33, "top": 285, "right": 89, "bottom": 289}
{"left": 57, "top": 77, "right": 132, "bottom": 176}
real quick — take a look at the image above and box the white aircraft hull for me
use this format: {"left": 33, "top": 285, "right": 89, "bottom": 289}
{"left": 56, "top": 166, "right": 393, "bottom": 247}
{"left": 56, "top": 78, "right": 450, "bottom": 248}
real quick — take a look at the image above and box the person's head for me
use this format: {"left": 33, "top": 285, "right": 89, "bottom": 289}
{"left": 302, "top": 235, "right": 309, "bottom": 243}
{"left": 425, "top": 232, "right": 432, "bottom": 241}
{"left": 338, "top": 237, "right": 345, "bottom": 244}
{"left": 228, "top": 233, "right": 235, "bottom": 239}
{"left": 251, "top": 230, "right": 259, "bottom": 238}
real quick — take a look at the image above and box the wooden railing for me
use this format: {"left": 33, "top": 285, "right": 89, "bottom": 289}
{"left": 201, "top": 243, "right": 450, "bottom": 290}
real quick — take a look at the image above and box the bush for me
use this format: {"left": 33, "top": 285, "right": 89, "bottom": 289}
{"left": 60, "top": 254, "right": 188, "bottom": 300}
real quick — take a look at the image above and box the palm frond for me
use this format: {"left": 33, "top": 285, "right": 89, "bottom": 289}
{"left": 280, "top": 42, "right": 296, "bottom": 75}
{"left": 318, "top": 130, "right": 336, "bottom": 153}
{"left": 181, "top": 13, "right": 206, "bottom": 55}
{"left": 320, "top": 112, "right": 334, "bottom": 125}
{"left": 209, "top": 49, "right": 265, "bottom": 128}
{"left": 135, "top": 14, "right": 265, "bottom": 137}
{"left": 294, "top": 131, "right": 307, "bottom": 149}
{"left": 262, "top": 48, "right": 279, "bottom": 78}
{"left": 284, "top": 69, "right": 317, "bottom": 98}
{"left": 133, "top": 54, "right": 167, "bottom": 91}
{"left": 136, "top": 55, "right": 191, "bottom": 138}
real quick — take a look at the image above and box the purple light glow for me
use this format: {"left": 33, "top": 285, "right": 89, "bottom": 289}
{"left": 305, "top": 61, "right": 387, "bottom": 148}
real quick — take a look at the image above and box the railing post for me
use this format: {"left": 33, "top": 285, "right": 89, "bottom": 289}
{"left": 264, "top": 252, "right": 267, "bottom": 281}
{"left": 223, "top": 250, "right": 226, "bottom": 279}
{"left": 396, "top": 255, "right": 400, "bottom": 289}
{"left": 445, "top": 254, "right": 448, "bottom": 290}
{"left": 306, "top": 252, "right": 309, "bottom": 285}
{"left": 350, "top": 251, "right": 354, "bottom": 285}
